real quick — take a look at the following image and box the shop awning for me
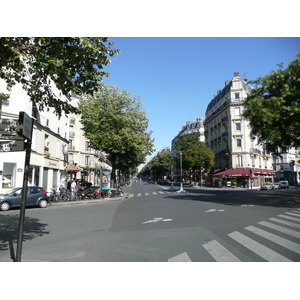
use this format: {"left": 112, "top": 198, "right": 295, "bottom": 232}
{"left": 213, "top": 168, "right": 250, "bottom": 177}
{"left": 212, "top": 168, "right": 275, "bottom": 178}
{"left": 252, "top": 169, "right": 276, "bottom": 175}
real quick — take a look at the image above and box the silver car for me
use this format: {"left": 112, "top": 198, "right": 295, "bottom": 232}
{"left": 261, "top": 183, "right": 272, "bottom": 190}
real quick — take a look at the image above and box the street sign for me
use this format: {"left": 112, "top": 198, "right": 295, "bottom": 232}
{"left": 17, "top": 111, "right": 33, "bottom": 140}
{"left": 0, "top": 118, "right": 18, "bottom": 136}
{"left": 0, "top": 139, "right": 24, "bottom": 152}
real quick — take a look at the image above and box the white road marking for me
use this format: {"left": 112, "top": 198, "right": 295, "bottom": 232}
{"left": 168, "top": 252, "right": 192, "bottom": 262}
{"left": 228, "top": 231, "right": 291, "bottom": 262}
{"left": 269, "top": 217, "right": 300, "bottom": 229}
{"left": 205, "top": 209, "right": 224, "bottom": 213}
{"left": 278, "top": 214, "right": 300, "bottom": 222}
{"left": 145, "top": 193, "right": 150, "bottom": 196}
{"left": 142, "top": 217, "right": 172, "bottom": 224}
{"left": 137, "top": 193, "right": 142, "bottom": 197}
{"left": 285, "top": 212, "right": 300, "bottom": 218}
{"left": 245, "top": 225, "right": 300, "bottom": 254}
{"left": 202, "top": 240, "right": 241, "bottom": 262}
{"left": 159, "top": 191, "right": 164, "bottom": 194}
{"left": 152, "top": 192, "right": 157, "bottom": 195}
{"left": 258, "top": 221, "right": 300, "bottom": 239}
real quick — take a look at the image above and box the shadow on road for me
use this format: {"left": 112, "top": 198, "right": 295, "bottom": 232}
{"left": 0, "top": 214, "right": 50, "bottom": 261}
{"left": 163, "top": 187, "right": 300, "bottom": 208}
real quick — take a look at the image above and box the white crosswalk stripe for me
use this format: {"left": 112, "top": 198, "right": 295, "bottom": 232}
{"left": 258, "top": 221, "right": 300, "bottom": 239}
{"left": 202, "top": 209, "right": 300, "bottom": 262}
{"left": 285, "top": 212, "right": 300, "bottom": 217}
{"left": 277, "top": 214, "right": 300, "bottom": 222}
{"left": 269, "top": 217, "right": 300, "bottom": 229}
{"left": 228, "top": 231, "right": 292, "bottom": 261}
{"left": 168, "top": 252, "right": 192, "bottom": 262}
{"left": 165, "top": 208, "right": 300, "bottom": 262}
{"left": 245, "top": 225, "right": 300, "bottom": 254}
{"left": 128, "top": 191, "right": 169, "bottom": 198}
{"left": 202, "top": 240, "right": 241, "bottom": 262}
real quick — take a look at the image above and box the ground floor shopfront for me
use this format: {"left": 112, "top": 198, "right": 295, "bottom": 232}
{"left": 0, "top": 152, "right": 67, "bottom": 194}
{"left": 211, "top": 167, "right": 276, "bottom": 189}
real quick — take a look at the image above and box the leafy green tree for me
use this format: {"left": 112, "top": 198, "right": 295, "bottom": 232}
{"left": 243, "top": 53, "right": 300, "bottom": 153}
{"left": 138, "top": 151, "right": 174, "bottom": 179}
{"left": 79, "top": 85, "right": 155, "bottom": 187}
{"left": 0, "top": 37, "right": 120, "bottom": 116}
{"left": 174, "top": 135, "right": 214, "bottom": 171}
{"left": 184, "top": 142, "right": 215, "bottom": 172}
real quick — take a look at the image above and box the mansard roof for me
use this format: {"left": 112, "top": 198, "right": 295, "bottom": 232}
{"left": 205, "top": 74, "right": 254, "bottom": 114}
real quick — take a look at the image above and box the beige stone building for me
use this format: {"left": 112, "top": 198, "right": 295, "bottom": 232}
{"left": 204, "top": 72, "right": 275, "bottom": 188}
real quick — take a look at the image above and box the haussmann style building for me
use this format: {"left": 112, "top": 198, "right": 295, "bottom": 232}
{"left": 204, "top": 72, "right": 275, "bottom": 189}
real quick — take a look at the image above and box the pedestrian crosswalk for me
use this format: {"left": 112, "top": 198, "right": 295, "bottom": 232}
{"left": 169, "top": 208, "right": 300, "bottom": 262}
{"left": 127, "top": 191, "right": 172, "bottom": 198}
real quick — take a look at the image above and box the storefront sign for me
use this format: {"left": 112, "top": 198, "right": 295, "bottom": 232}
{"left": 66, "top": 165, "right": 80, "bottom": 171}
{"left": 102, "top": 170, "right": 111, "bottom": 190}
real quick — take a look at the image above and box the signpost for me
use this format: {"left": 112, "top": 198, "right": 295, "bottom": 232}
{"left": 15, "top": 112, "right": 33, "bottom": 262}
{"left": 0, "top": 112, "right": 33, "bottom": 262}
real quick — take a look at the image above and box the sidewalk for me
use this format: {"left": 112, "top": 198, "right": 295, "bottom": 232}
{"left": 49, "top": 194, "right": 128, "bottom": 207}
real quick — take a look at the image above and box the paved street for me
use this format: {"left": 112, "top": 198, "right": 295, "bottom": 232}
{"left": 1, "top": 181, "right": 300, "bottom": 262}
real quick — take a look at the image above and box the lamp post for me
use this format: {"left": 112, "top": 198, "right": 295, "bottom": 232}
{"left": 176, "top": 151, "right": 186, "bottom": 193}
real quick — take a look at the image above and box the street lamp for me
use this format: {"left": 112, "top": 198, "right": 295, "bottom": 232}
{"left": 169, "top": 163, "right": 177, "bottom": 191}
{"left": 176, "top": 151, "right": 186, "bottom": 193}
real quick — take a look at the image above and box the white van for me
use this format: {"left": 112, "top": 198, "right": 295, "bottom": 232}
{"left": 278, "top": 180, "right": 289, "bottom": 189}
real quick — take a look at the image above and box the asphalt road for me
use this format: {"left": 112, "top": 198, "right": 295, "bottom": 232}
{"left": 1, "top": 182, "right": 300, "bottom": 262}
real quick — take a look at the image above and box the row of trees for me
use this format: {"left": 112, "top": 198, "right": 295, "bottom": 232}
{"left": 1, "top": 38, "right": 299, "bottom": 183}
{"left": 79, "top": 85, "right": 155, "bottom": 186}
{"left": 0, "top": 38, "right": 155, "bottom": 187}
{"left": 138, "top": 135, "right": 215, "bottom": 182}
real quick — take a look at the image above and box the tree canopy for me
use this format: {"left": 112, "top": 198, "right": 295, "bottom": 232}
{"left": 243, "top": 53, "right": 300, "bottom": 153}
{"left": 174, "top": 135, "right": 215, "bottom": 172}
{"left": 0, "top": 37, "right": 120, "bottom": 116}
{"left": 79, "top": 85, "right": 155, "bottom": 186}
{"left": 139, "top": 151, "right": 174, "bottom": 178}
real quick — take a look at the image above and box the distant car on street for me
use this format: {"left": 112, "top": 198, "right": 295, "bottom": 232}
{"left": 271, "top": 183, "right": 279, "bottom": 189}
{"left": 0, "top": 187, "right": 49, "bottom": 211}
{"left": 278, "top": 180, "right": 289, "bottom": 189}
{"left": 260, "top": 183, "right": 273, "bottom": 190}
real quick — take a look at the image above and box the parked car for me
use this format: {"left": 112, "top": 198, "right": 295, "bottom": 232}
{"left": 0, "top": 187, "right": 49, "bottom": 211}
{"left": 261, "top": 183, "right": 273, "bottom": 190}
{"left": 270, "top": 183, "right": 279, "bottom": 189}
{"left": 75, "top": 180, "right": 92, "bottom": 191}
{"left": 278, "top": 180, "right": 289, "bottom": 189}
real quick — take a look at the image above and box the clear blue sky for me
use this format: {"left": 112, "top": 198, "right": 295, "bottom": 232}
{"left": 102, "top": 37, "right": 299, "bottom": 167}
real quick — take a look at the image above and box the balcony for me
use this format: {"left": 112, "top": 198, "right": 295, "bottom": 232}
{"left": 250, "top": 148, "right": 261, "bottom": 155}
{"left": 69, "top": 131, "right": 75, "bottom": 138}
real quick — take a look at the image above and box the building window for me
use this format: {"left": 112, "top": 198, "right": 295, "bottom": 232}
{"left": 237, "top": 155, "right": 243, "bottom": 167}
{"left": 237, "top": 139, "right": 242, "bottom": 147}
{"left": 235, "top": 123, "right": 241, "bottom": 131}
{"left": 85, "top": 156, "right": 90, "bottom": 166}
{"left": 235, "top": 107, "right": 240, "bottom": 115}
{"left": 235, "top": 93, "right": 240, "bottom": 99}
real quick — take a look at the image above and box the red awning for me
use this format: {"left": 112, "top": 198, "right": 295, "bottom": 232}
{"left": 212, "top": 168, "right": 250, "bottom": 177}
{"left": 252, "top": 169, "right": 276, "bottom": 175}
{"left": 212, "top": 168, "right": 275, "bottom": 178}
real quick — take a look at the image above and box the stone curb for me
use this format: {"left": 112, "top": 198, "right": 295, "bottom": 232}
{"left": 49, "top": 193, "right": 129, "bottom": 207}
